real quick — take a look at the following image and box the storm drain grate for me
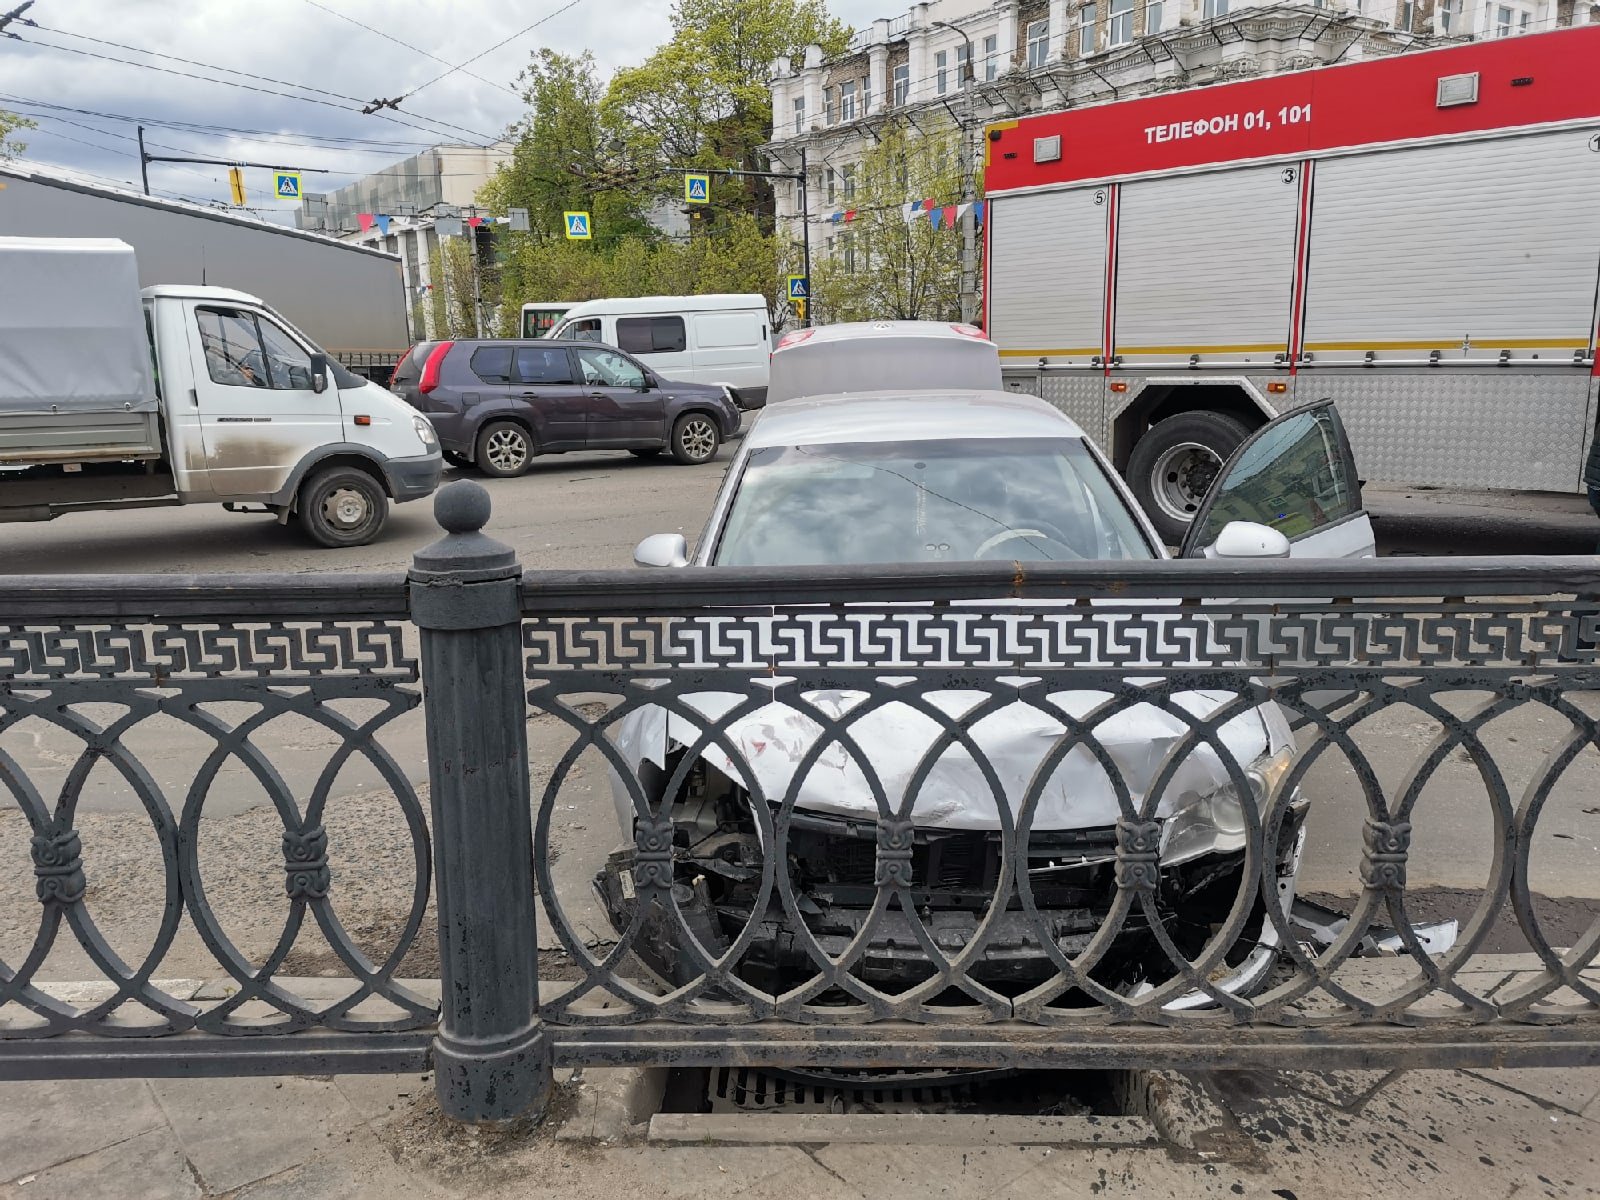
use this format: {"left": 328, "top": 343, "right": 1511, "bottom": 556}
{"left": 672, "top": 1067, "right": 1128, "bottom": 1117}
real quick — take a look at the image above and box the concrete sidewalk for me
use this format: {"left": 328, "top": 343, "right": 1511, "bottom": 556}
{"left": 3, "top": 1062, "right": 1597, "bottom": 1199}
{"left": 5, "top": 958, "right": 1600, "bottom": 1200}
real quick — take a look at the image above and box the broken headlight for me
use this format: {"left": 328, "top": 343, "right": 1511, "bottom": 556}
{"left": 1159, "top": 745, "right": 1295, "bottom": 865}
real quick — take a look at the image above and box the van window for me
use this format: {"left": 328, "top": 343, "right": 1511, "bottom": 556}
{"left": 196, "top": 307, "right": 313, "bottom": 390}
{"left": 616, "top": 316, "right": 687, "bottom": 355}
{"left": 562, "top": 318, "right": 603, "bottom": 342}
{"left": 470, "top": 345, "right": 515, "bottom": 384}
{"left": 695, "top": 312, "right": 762, "bottom": 350}
{"left": 515, "top": 346, "right": 576, "bottom": 385}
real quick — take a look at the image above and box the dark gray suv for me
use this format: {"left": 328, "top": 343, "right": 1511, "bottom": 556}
{"left": 392, "top": 338, "right": 742, "bottom": 476}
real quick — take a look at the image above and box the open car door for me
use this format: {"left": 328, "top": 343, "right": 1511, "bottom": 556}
{"left": 1179, "top": 399, "right": 1376, "bottom": 560}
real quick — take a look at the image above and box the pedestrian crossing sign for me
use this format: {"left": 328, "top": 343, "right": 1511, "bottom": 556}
{"left": 685, "top": 173, "right": 710, "bottom": 204}
{"left": 787, "top": 274, "right": 809, "bottom": 301}
{"left": 273, "top": 171, "right": 301, "bottom": 200}
{"left": 564, "top": 211, "right": 592, "bottom": 240}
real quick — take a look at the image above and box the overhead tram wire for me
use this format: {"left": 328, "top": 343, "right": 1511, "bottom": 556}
{"left": 8, "top": 32, "right": 500, "bottom": 146}
{"left": 26, "top": 22, "right": 502, "bottom": 145}
{"left": 0, "top": 96, "right": 447, "bottom": 152}
{"left": 296, "top": 0, "right": 521, "bottom": 98}
{"left": 399, "top": 0, "right": 589, "bottom": 99}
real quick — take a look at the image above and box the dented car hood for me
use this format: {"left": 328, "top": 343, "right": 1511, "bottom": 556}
{"left": 609, "top": 686, "right": 1289, "bottom": 833}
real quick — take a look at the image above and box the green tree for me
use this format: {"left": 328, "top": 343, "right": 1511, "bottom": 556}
{"left": 811, "top": 124, "right": 969, "bottom": 323}
{"left": 0, "top": 108, "right": 34, "bottom": 159}
{"left": 478, "top": 49, "right": 650, "bottom": 242}
{"left": 606, "top": 0, "right": 852, "bottom": 212}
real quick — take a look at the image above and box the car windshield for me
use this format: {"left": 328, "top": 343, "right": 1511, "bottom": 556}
{"left": 713, "top": 437, "right": 1155, "bottom": 566}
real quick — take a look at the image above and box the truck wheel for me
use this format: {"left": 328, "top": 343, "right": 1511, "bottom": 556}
{"left": 670, "top": 413, "right": 720, "bottom": 465}
{"left": 1127, "top": 411, "right": 1251, "bottom": 543}
{"left": 298, "top": 467, "right": 387, "bottom": 548}
{"left": 477, "top": 420, "right": 533, "bottom": 478}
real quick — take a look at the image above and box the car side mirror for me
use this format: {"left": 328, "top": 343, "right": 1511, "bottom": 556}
{"left": 633, "top": 533, "right": 688, "bottom": 569}
{"left": 309, "top": 351, "right": 329, "bottom": 394}
{"left": 638, "top": 372, "right": 655, "bottom": 392}
{"left": 1204, "top": 520, "right": 1291, "bottom": 560}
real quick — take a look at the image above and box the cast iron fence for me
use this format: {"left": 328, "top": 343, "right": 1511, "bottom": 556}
{"left": 2, "top": 482, "right": 1599, "bottom": 1121}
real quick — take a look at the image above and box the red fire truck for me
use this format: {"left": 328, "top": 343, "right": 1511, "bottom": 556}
{"left": 982, "top": 26, "right": 1600, "bottom": 539}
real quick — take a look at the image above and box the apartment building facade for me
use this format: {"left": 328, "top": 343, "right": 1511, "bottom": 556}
{"left": 766, "top": 0, "right": 1594, "bottom": 314}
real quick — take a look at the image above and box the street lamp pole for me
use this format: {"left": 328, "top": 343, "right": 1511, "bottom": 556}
{"left": 932, "top": 20, "right": 980, "bottom": 324}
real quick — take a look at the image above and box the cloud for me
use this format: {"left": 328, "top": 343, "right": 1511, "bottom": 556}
{"left": 1, "top": 0, "right": 681, "bottom": 212}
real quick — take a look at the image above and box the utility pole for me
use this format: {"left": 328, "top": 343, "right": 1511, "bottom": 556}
{"left": 798, "top": 147, "right": 812, "bottom": 327}
{"left": 137, "top": 126, "right": 149, "bottom": 196}
{"left": 467, "top": 208, "right": 486, "bottom": 337}
{"left": 667, "top": 162, "right": 813, "bottom": 326}
{"left": 933, "top": 21, "right": 980, "bottom": 324}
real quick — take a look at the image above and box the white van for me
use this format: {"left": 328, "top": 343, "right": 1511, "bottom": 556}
{"left": 549, "top": 294, "right": 771, "bottom": 408}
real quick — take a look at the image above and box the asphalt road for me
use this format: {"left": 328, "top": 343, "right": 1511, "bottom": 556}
{"left": 2, "top": 448, "right": 1598, "bottom": 983}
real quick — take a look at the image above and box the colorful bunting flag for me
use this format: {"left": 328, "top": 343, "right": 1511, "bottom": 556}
{"left": 843, "top": 209, "right": 857, "bottom": 223}
{"left": 356, "top": 213, "right": 375, "bottom": 231}
{"left": 374, "top": 214, "right": 390, "bottom": 236}
{"left": 467, "top": 216, "right": 484, "bottom": 228}
{"left": 942, "top": 205, "right": 958, "bottom": 228}
{"left": 929, "top": 207, "right": 944, "bottom": 231}
{"left": 974, "top": 201, "right": 985, "bottom": 226}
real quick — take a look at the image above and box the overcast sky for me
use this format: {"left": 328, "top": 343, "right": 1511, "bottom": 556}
{"left": 1, "top": 0, "right": 882, "bottom": 219}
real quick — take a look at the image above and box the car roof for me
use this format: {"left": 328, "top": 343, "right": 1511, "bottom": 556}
{"left": 745, "top": 390, "right": 1086, "bottom": 448}
{"left": 776, "top": 320, "right": 991, "bottom": 349}
{"left": 559, "top": 294, "right": 768, "bottom": 318}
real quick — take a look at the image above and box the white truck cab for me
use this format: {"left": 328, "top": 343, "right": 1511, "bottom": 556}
{"left": 0, "top": 238, "right": 441, "bottom": 547}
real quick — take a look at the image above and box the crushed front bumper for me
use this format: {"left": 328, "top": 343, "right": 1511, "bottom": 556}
{"left": 595, "top": 803, "right": 1310, "bottom": 997}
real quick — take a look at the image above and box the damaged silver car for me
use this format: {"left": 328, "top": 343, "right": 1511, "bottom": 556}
{"left": 606, "top": 389, "right": 1377, "bottom": 1000}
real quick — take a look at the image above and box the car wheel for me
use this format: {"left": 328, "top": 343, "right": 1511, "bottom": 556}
{"left": 476, "top": 420, "right": 533, "bottom": 478}
{"left": 670, "top": 413, "right": 720, "bottom": 465}
{"left": 297, "top": 466, "right": 387, "bottom": 548}
{"left": 1126, "top": 411, "right": 1251, "bottom": 544}
{"left": 628, "top": 447, "right": 662, "bottom": 459}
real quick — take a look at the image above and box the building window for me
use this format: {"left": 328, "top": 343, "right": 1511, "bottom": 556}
{"left": 862, "top": 74, "right": 872, "bottom": 114}
{"left": 957, "top": 42, "right": 972, "bottom": 84}
{"left": 1078, "top": 4, "right": 1097, "bottom": 54}
{"left": 842, "top": 163, "right": 856, "bottom": 201}
{"left": 840, "top": 79, "right": 857, "bottom": 122}
{"left": 823, "top": 86, "right": 835, "bottom": 124}
{"left": 826, "top": 167, "right": 837, "bottom": 204}
{"left": 841, "top": 231, "right": 856, "bottom": 274}
{"left": 1108, "top": 0, "right": 1134, "bottom": 45}
{"left": 1202, "top": 0, "right": 1229, "bottom": 16}
{"left": 1436, "top": 0, "right": 1455, "bottom": 30}
{"left": 1494, "top": 4, "right": 1513, "bottom": 33}
{"left": 893, "top": 62, "right": 910, "bottom": 104}
{"left": 1027, "top": 20, "right": 1050, "bottom": 69}
{"left": 982, "top": 33, "right": 1000, "bottom": 80}
{"left": 936, "top": 48, "right": 949, "bottom": 94}
{"left": 1396, "top": 0, "right": 1412, "bottom": 27}
{"left": 1145, "top": 0, "right": 1164, "bottom": 32}
{"left": 792, "top": 95, "right": 806, "bottom": 133}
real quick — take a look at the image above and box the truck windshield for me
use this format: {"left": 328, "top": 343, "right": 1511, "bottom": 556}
{"left": 714, "top": 437, "right": 1155, "bottom": 566}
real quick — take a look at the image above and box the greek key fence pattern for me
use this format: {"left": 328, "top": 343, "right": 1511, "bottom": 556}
{"left": 0, "top": 611, "right": 434, "bottom": 1044}
{"left": 525, "top": 591, "right": 1600, "bottom": 1032}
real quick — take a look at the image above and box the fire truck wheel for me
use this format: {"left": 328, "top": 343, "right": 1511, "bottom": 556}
{"left": 1127, "top": 410, "right": 1251, "bottom": 544}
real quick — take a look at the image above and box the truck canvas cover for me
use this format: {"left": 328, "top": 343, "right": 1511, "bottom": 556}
{"left": 0, "top": 237, "right": 158, "bottom": 416}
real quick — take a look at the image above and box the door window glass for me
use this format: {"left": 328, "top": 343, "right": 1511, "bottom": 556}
{"left": 575, "top": 347, "right": 646, "bottom": 389}
{"left": 197, "top": 308, "right": 269, "bottom": 388}
{"left": 562, "top": 318, "right": 603, "bottom": 342}
{"left": 470, "top": 345, "right": 515, "bottom": 384}
{"left": 515, "top": 346, "right": 576, "bottom": 385}
{"left": 616, "top": 316, "right": 687, "bottom": 355}
{"left": 256, "top": 317, "right": 314, "bottom": 390}
{"left": 1193, "top": 405, "right": 1358, "bottom": 547}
